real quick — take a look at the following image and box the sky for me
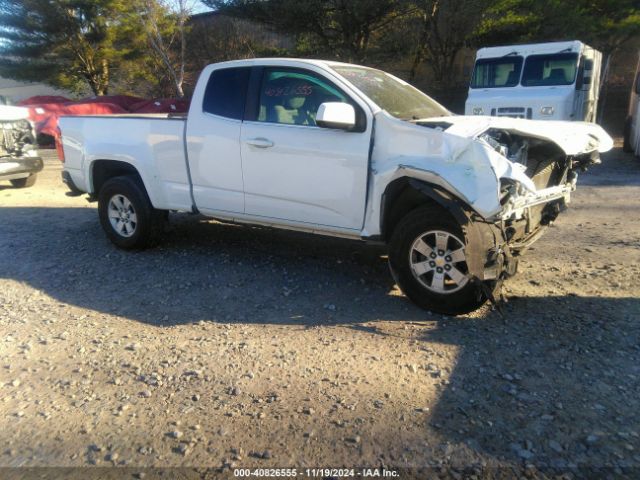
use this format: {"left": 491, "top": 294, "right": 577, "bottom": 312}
{"left": 193, "top": 1, "right": 214, "bottom": 14}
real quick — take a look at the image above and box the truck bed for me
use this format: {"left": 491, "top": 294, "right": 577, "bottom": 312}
{"left": 59, "top": 115, "right": 192, "bottom": 212}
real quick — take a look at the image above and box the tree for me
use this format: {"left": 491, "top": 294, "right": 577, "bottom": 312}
{"left": 185, "top": 13, "right": 288, "bottom": 69}
{"left": 0, "top": 0, "right": 149, "bottom": 96}
{"left": 205, "top": 0, "right": 407, "bottom": 63}
{"left": 405, "top": 0, "right": 490, "bottom": 82}
{"left": 474, "top": 0, "right": 640, "bottom": 55}
{"left": 137, "top": 0, "right": 198, "bottom": 98}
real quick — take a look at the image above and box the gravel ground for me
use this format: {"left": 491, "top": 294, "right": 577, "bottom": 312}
{"left": 1, "top": 145, "right": 639, "bottom": 479}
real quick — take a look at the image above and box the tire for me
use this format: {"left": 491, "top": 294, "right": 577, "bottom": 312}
{"left": 388, "top": 205, "right": 498, "bottom": 315}
{"left": 98, "top": 175, "right": 166, "bottom": 249}
{"left": 10, "top": 174, "right": 37, "bottom": 188}
{"left": 623, "top": 116, "right": 633, "bottom": 153}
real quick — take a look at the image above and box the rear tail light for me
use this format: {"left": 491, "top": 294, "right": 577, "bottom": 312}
{"left": 55, "top": 127, "right": 65, "bottom": 162}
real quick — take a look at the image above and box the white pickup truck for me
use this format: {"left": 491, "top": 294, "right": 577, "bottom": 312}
{"left": 59, "top": 58, "right": 612, "bottom": 315}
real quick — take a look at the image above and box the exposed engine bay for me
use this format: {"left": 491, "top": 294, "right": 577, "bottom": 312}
{"left": 480, "top": 128, "right": 599, "bottom": 251}
{"left": 1, "top": 118, "right": 36, "bottom": 158}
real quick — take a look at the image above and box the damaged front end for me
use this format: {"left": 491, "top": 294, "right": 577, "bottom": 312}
{"left": 1, "top": 117, "right": 36, "bottom": 157}
{"left": 0, "top": 106, "right": 43, "bottom": 181}
{"left": 480, "top": 125, "right": 610, "bottom": 258}
{"left": 480, "top": 128, "right": 603, "bottom": 253}
{"left": 368, "top": 112, "right": 612, "bottom": 289}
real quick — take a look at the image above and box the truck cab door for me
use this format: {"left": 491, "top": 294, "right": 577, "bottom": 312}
{"left": 239, "top": 67, "right": 372, "bottom": 232}
{"left": 186, "top": 66, "right": 251, "bottom": 215}
{"left": 573, "top": 48, "right": 602, "bottom": 122}
{"left": 575, "top": 48, "right": 602, "bottom": 122}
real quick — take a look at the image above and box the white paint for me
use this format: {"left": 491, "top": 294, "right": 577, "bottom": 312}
{"left": 316, "top": 102, "right": 356, "bottom": 129}
{"left": 59, "top": 116, "right": 192, "bottom": 211}
{"left": 432, "top": 115, "right": 613, "bottom": 155}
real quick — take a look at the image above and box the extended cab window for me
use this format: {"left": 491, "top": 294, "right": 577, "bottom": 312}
{"left": 203, "top": 67, "right": 250, "bottom": 119}
{"left": 257, "top": 69, "right": 348, "bottom": 127}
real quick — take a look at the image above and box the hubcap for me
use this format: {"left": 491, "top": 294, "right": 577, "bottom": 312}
{"left": 107, "top": 194, "right": 137, "bottom": 238}
{"left": 409, "top": 230, "right": 469, "bottom": 294}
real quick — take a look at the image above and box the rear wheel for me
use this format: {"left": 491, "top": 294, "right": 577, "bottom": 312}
{"left": 98, "top": 175, "right": 165, "bottom": 249}
{"left": 389, "top": 206, "right": 498, "bottom": 315}
{"left": 10, "top": 174, "right": 37, "bottom": 188}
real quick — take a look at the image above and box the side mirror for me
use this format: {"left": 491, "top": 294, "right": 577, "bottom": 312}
{"left": 316, "top": 102, "right": 356, "bottom": 130}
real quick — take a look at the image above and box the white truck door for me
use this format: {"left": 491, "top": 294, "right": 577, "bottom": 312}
{"left": 588, "top": 50, "right": 602, "bottom": 122}
{"left": 239, "top": 67, "right": 371, "bottom": 231}
{"left": 574, "top": 48, "right": 600, "bottom": 122}
{"left": 186, "top": 67, "right": 251, "bottom": 214}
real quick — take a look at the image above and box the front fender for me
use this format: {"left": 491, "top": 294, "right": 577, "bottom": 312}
{"left": 379, "top": 177, "right": 508, "bottom": 283}
{"left": 363, "top": 113, "right": 508, "bottom": 237}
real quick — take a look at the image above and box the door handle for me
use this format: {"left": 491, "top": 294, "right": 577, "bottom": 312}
{"left": 245, "top": 137, "right": 274, "bottom": 148}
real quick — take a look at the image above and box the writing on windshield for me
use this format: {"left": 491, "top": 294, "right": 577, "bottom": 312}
{"left": 332, "top": 65, "right": 450, "bottom": 120}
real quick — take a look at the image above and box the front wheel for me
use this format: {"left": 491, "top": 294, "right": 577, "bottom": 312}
{"left": 98, "top": 175, "right": 166, "bottom": 249}
{"left": 389, "top": 206, "right": 498, "bottom": 315}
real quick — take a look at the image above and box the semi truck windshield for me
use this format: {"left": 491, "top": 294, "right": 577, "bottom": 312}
{"left": 470, "top": 56, "right": 523, "bottom": 89}
{"left": 521, "top": 53, "right": 579, "bottom": 87}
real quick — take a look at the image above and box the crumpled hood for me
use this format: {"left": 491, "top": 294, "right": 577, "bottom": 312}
{"left": 363, "top": 111, "right": 612, "bottom": 235}
{"left": 423, "top": 115, "right": 614, "bottom": 156}
{"left": 0, "top": 105, "right": 30, "bottom": 122}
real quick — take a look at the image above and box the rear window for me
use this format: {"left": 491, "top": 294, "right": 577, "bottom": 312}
{"left": 202, "top": 67, "right": 251, "bottom": 119}
{"left": 470, "top": 57, "right": 523, "bottom": 89}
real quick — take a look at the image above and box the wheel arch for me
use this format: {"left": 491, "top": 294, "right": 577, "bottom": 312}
{"left": 90, "top": 159, "right": 141, "bottom": 196}
{"left": 381, "top": 177, "right": 507, "bottom": 283}
{"left": 380, "top": 176, "right": 479, "bottom": 242}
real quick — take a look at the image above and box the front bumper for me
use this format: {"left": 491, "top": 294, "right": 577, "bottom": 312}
{"left": 0, "top": 155, "right": 43, "bottom": 180}
{"left": 499, "top": 180, "right": 574, "bottom": 221}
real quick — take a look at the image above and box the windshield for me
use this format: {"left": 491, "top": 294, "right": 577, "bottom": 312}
{"left": 522, "top": 53, "right": 579, "bottom": 87}
{"left": 331, "top": 65, "right": 450, "bottom": 120}
{"left": 470, "top": 56, "right": 523, "bottom": 89}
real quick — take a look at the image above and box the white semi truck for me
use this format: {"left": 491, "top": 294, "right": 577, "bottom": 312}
{"left": 465, "top": 41, "right": 602, "bottom": 122}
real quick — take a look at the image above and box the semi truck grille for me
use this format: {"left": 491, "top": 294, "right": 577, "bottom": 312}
{"left": 490, "top": 107, "right": 533, "bottom": 119}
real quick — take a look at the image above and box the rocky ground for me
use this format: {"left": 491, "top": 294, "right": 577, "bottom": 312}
{"left": 1, "top": 145, "right": 639, "bottom": 479}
